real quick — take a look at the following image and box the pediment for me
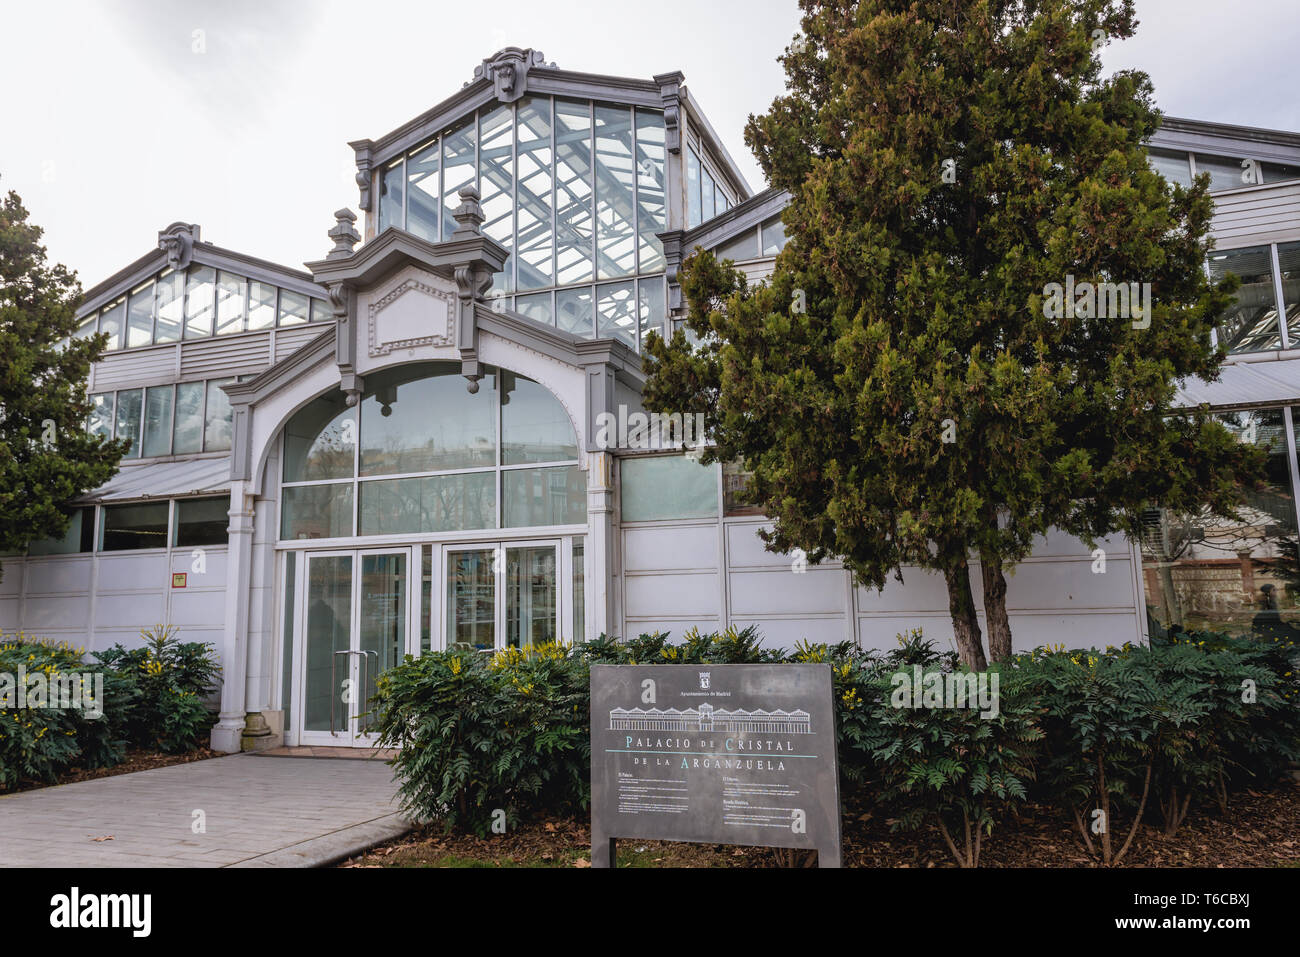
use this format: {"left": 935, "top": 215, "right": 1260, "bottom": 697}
{"left": 367, "top": 275, "right": 456, "bottom": 356}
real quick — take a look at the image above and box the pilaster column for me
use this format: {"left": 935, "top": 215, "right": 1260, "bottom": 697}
{"left": 210, "top": 481, "right": 256, "bottom": 753}
{"left": 587, "top": 451, "right": 617, "bottom": 640}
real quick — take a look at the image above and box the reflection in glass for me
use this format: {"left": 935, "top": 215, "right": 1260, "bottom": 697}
{"left": 155, "top": 270, "right": 184, "bottom": 343}
{"left": 378, "top": 158, "right": 405, "bottom": 232}
{"left": 28, "top": 507, "right": 95, "bottom": 556}
{"left": 621, "top": 455, "right": 719, "bottom": 521}
{"left": 173, "top": 382, "right": 204, "bottom": 454}
{"left": 126, "top": 282, "right": 154, "bottom": 348}
{"left": 516, "top": 97, "right": 554, "bottom": 291}
{"left": 594, "top": 105, "right": 636, "bottom": 279}
{"left": 442, "top": 120, "right": 476, "bottom": 241}
{"left": 503, "top": 466, "right": 586, "bottom": 527}
{"left": 480, "top": 105, "right": 515, "bottom": 295}
{"left": 500, "top": 370, "right": 578, "bottom": 464}
{"left": 359, "top": 363, "right": 494, "bottom": 474}
{"left": 89, "top": 393, "right": 114, "bottom": 441}
{"left": 215, "top": 271, "right": 245, "bottom": 335}
{"left": 1278, "top": 242, "right": 1300, "bottom": 342}
{"left": 761, "top": 215, "right": 788, "bottom": 255}
{"left": 304, "top": 554, "right": 352, "bottom": 732}
{"left": 184, "top": 266, "right": 215, "bottom": 339}
{"left": 715, "top": 227, "right": 759, "bottom": 262}
{"left": 278, "top": 289, "right": 309, "bottom": 326}
{"left": 506, "top": 546, "right": 556, "bottom": 649}
{"left": 100, "top": 299, "right": 125, "bottom": 352}
{"left": 283, "top": 391, "right": 354, "bottom": 482}
{"left": 639, "top": 276, "right": 665, "bottom": 347}
{"left": 204, "top": 379, "right": 234, "bottom": 451}
{"left": 358, "top": 472, "right": 495, "bottom": 535}
{"left": 282, "top": 484, "right": 354, "bottom": 539}
{"left": 1148, "top": 149, "right": 1192, "bottom": 188}
{"left": 100, "top": 502, "right": 169, "bottom": 551}
{"left": 687, "top": 147, "right": 702, "bottom": 228}
{"left": 174, "top": 497, "right": 229, "bottom": 546}
{"left": 596, "top": 280, "right": 637, "bottom": 348}
{"left": 115, "top": 387, "right": 142, "bottom": 458}
{"left": 556, "top": 285, "right": 593, "bottom": 338}
{"left": 247, "top": 281, "right": 276, "bottom": 330}
{"left": 515, "top": 291, "right": 554, "bottom": 326}
{"left": 446, "top": 550, "right": 495, "bottom": 650}
{"left": 407, "top": 141, "right": 441, "bottom": 242}
{"left": 573, "top": 539, "right": 585, "bottom": 643}
{"left": 1209, "top": 246, "right": 1281, "bottom": 353}
{"left": 635, "top": 109, "right": 666, "bottom": 272}
{"left": 1194, "top": 153, "right": 1257, "bottom": 193}
{"left": 1143, "top": 408, "right": 1300, "bottom": 641}
{"left": 142, "top": 385, "right": 174, "bottom": 457}
{"left": 555, "top": 100, "right": 594, "bottom": 286}
{"left": 358, "top": 552, "right": 406, "bottom": 732}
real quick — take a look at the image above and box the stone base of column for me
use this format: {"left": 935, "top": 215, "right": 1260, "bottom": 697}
{"left": 210, "top": 712, "right": 246, "bottom": 753}
{"left": 240, "top": 710, "right": 281, "bottom": 752}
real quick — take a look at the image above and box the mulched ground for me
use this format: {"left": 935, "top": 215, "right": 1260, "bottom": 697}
{"left": 342, "top": 775, "right": 1300, "bottom": 868}
{"left": 2, "top": 747, "right": 221, "bottom": 795}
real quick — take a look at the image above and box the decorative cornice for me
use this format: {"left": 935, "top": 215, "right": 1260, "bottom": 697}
{"left": 654, "top": 72, "right": 684, "bottom": 155}
{"left": 157, "top": 222, "right": 200, "bottom": 270}
{"left": 470, "top": 47, "right": 555, "bottom": 104}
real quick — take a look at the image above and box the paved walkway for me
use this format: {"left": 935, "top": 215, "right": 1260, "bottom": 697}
{"left": 0, "top": 753, "right": 409, "bottom": 867}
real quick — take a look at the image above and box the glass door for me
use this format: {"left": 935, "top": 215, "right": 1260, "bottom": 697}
{"left": 298, "top": 547, "right": 412, "bottom": 746}
{"left": 442, "top": 541, "right": 560, "bottom": 652}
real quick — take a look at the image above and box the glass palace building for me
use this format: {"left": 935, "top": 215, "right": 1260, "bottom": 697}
{"left": 3, "top": 49, "right": 1299, "bottom": 752}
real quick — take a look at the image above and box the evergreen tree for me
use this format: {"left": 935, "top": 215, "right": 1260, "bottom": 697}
{"left": 0, "top": 186, "right": 126, "bottom": 578}
{"left": 644, "top": 0, "right": 1262, "bottom": 666}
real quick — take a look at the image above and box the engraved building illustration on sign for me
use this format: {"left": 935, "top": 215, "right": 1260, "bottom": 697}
{"left": 609, "top": 703, "right": 812, "bottom": 734}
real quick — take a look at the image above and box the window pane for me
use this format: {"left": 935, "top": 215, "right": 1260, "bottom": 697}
{"left": 378, "top": 158, "right": 405, "bottom": 232}
{"left": 701, "top": 165, "right": 716, "bottom": 221}
{"left": 596, "top": 280, "right": 636, "bottom": 349}
{"left": 215, "top": 271, "right": 245, "bottom": 335}
{"left": 515, "top": 291, "right": 554, "bottom": 326}
{"left": 723, "top": 459, "right": 761, "bottom": 515}
{"left": 89, "top": 393, "right": 114, "bottom": 440}
{"left": 621, "top": 455, "right": 718, "bottom": 521}
{"left": 503, "top": 465, "right": 586, "bottom": 527}
{"left": 1194, "top": 153, "right": 1256, "bottom": 193}
{"left": 310, "top": 299, "right": 332, "bottom": 324}
{"left": 1148, "top": 149, "right": 1192, "bottom": 188}
{"left": 687, "top": 147, "right": 702, "bottom": 228}
{"left": 100, "top": 502, "right": 170, "bottom": 551}
{"left": 173, "top": 381, "right": 205, "bottom": 454}
{"left": 28, "top": 506, "right": 95, "bottom": 556}
{"left": 1278, "top": 241, "right": 1300, "bottom": 342}
{"left": 761, "top": 215, "right": 788, "bottom": 255}
{"left": 114, "top": 387, "right": 143, "bottom": 459}
{"left": 1144, "top": 409, "right": 1297, "bottom": 639}
{"left": 407, "top": 140, "right": 441, "bottom": 242}
{"left": 359, "top": 472, "right": 495, "bottom": 535}
{"left": 155, "top": 270, "right": 184, "bottom": 343}
{"left": 555, "top": 99, "right": 594, "bottom": 285}
{"left": 556, "top": 285, "right": 593, "bottom": 338}
{"left": 635, "top": 109, "right": 666, "bottom": 272}
{"left": 281, "top": 484, "right": 353, "bottom": 539}
{"left": 446, "top": 550, "right": 495, "bottom": 650}
{"left": 505, "top": 545, "right": 556, "bottom": 649}
{"left": 100, "top": 299, "right": 125, "bottom": 351}
{"left": 1262, "top": 160, "right": 1300, "bottom": 185}
{"left": 142, "top": 384, "right": 174, "bottom": 457}
{"left": 359, "top": 363, "right": 495, "bottom": 475}
{"left": 480, "top": 104, "right": 515, "bottom": 295}
{"left": 74, "top": 313, "right": 98, "bottom": 340}
{"left": 204, "top": 378, "right": 234, "bottom": 451}
{"left": 516, "top": 97, "right": 554, "bottom": 290}
{"left": 184, "top": 265, "right": 215, "bottom": 339}
{"left": 175, "top": 496, "right": 229, "bottom": 547}
{"left": 283, "top": 391, "right": 355, "bottom": 482}
{"left": 715, "top": 227, "right": 759, "bottom": 262}
{"left": 247, "top": 282, "right": 276, "bottom": 330}
{"left": 500, "top": 370, "right": 577, "bottom": 464}
{"left": 572, "top": 538, "right": 585, "bottom": 643}
{"left": 278, "top": 289, "right": 309, "bottom": 326}
{"left": 638, "top": 276, "right": 665, "bottom": 348}
{"left": 594, "top": 104, "right": 636, "bottom": 279}
{"left": 1209, "top": 246, "right": 1281, "bottom": 353}
{"left": 442, "top": 120, "right": 477, "bottom": 241}
{"left": 126, "top": 281, "right": 154, "bottom": 348}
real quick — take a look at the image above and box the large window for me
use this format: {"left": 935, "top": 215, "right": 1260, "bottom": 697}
{"left": 280, "top": 363, "right": 585, "bottom": 540}
{"left": 1147, "top": 148, "right": 1300, "bottom": 192}
{"left": 1209, "top": 246, "right": 1283, "bottom": 353}
{"left": 77, "top": 267, "right": 330, "bottom": 352}
{"left": 1142, "top": 408, "right": 1300, "bottom": 640}
{"left": 370, "top": 98, "right": 669, "bottom": 350}
{"left": 685, "top": 143, "right": 734, "bottom": 229}
{"left": 90, "top": 378, "right": 235, "bottom": 458}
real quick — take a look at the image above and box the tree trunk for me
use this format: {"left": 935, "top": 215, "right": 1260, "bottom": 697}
{"left": 980, "top": 550, "right": 1013, "bottom": 662}
{"left": 943, "top": 559, "right": 988, "bottom": 670}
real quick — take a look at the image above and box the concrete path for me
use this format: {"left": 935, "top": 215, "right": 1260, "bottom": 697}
{"left": 0, "top": 753, "right": 410, "bottom": 867}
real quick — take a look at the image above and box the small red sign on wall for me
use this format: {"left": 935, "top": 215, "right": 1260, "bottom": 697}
{"left": 171, "top": 573, "right": 187, "bottom": 589}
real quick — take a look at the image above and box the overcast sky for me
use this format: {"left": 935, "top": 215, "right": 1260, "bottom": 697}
{"left": 0, "top": 0, "right": 1294, "bottom": 288}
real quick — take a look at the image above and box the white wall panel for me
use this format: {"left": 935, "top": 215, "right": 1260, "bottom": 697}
{"left": 625, "top": 570, "right": 720, "bottom": 620}
{"left": 623, "top": 524, "right": 718, "bottom": 572}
